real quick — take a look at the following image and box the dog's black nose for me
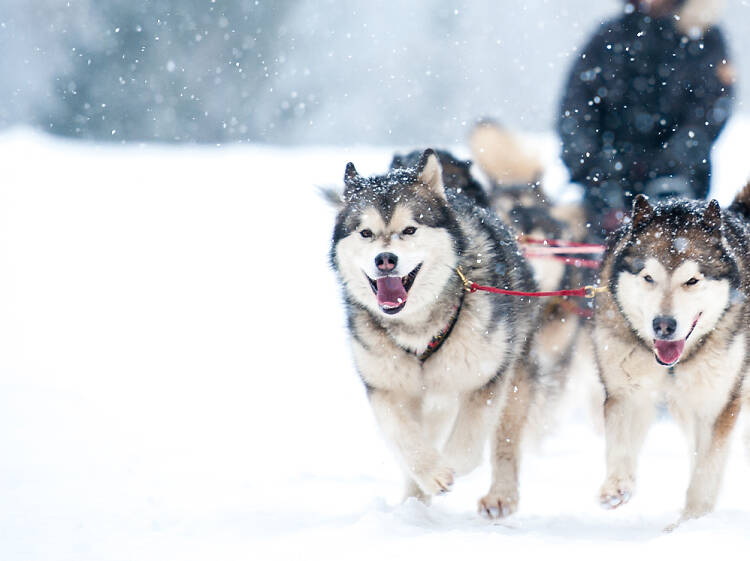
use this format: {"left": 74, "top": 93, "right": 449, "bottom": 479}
{"left": 653, "top": 316, "right": 677, "bottom": 339}
{"left": 375, "top": 252, "right": 398, "bottom": 272}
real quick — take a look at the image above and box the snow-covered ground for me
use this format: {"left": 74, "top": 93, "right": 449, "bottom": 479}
{"left": 1, "top": 122, "right": 750, "bottom": 561}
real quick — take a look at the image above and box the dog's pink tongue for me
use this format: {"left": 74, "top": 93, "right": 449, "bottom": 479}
{"left": 376, "top": 277, "right": 407, "bottom": 307}
{"left": 654, "top": 339, "right": 685, "bottom": 365}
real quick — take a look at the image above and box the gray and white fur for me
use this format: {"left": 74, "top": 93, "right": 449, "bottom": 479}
{"left": 329, "top": 149, "right": 540, "bottom": 517}
{"left": 594, "top": 190, "right": 750, "bottom": 526}
{"left": 468, "top": 120, "right": 604, "bottom": 437}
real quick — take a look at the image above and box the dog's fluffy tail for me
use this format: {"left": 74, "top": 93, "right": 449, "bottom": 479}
{"left": 469, "top": 119, "right": 543, "bottom": 186}
{"left": 728, "top": 180, "right": 750, "bottom": 221}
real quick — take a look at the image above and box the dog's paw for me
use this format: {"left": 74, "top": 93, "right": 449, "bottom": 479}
{"left": 478, "top": 489, "right": 519, "bottom": 519}
{"left": 599, "top": 478, "right": 633, "bottom": 510}
{"left": 663, "top": 505, "right": 711, "bottom": 532}
{"left": 414, "top": 465, "right": 455, "bottom": 496}
{"left": 680, "top": 502, "right": 712, "bottom": 522}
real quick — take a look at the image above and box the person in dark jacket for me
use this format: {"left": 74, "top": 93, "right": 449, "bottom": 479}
{"left": 558, "top": 0, "right": 734, "bottom": 238}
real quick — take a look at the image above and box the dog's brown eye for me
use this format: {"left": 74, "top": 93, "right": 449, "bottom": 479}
{"left": 402, "top": 226, "right": 417, "bottom": 235}
{"left": 643, "top": 274, "right": 654, "bottom": 283}
{"left": 685, "top": 277, "right": 699, "bottom": 286}
{"left": 360, "top": 229, "right": 373, "bottom": 238}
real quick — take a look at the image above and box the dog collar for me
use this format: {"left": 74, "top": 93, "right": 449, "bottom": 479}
{"left": 417, "top": 297, "right": 464, "bottom": 362}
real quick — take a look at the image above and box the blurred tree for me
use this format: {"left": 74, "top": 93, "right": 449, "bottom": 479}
{"left": 45, "top": 0, "right": 294, "bottom": 142}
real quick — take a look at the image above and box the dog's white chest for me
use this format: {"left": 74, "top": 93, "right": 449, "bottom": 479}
{"left": 351, "top": 316, "right": 511, "bottom": 396}
{"left": 668, "top": 334, "right": 746, "bottom": 414}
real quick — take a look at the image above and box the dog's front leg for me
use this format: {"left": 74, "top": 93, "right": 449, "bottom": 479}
{"left": 368, "top": 389, "right": 454, "bottom": 498}
{"left": 478, "top": 367, "right": 530, "bottom": 518}
{"left": 681, "top": 394, "right": 741, "bottom": 521}
{"left": 442, "top": 383, "right": 503, "bottom": 476}
{"left": 599, "top": 390, "right": 655, "bottom": 509}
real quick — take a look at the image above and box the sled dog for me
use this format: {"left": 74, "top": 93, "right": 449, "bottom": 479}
{"left": 595, "top": 190, "right": 750, "bottom": 522}
{"left": 469, "top": 120, "right": 602, "bottom": 433}
{"left": 329, "top": 149, "right": 540, "bottom": 517}
{"left": 389, "top": 148, "right": 490, "bottom": 209}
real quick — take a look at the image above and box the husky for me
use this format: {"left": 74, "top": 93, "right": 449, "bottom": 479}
{"left": 389, "top": 148, "right": 490, "bottom": 209}
{"left": 469, "top": 120, "right": 603, "bottom": 434}
{"left": 595, "top": 189, "right": 750, "bottom": 523}
{"left": 329, "top": 149, "right": 540, "bottom": 517}
{"left": 469, "top": 119, "right": 587, "bottom": 291}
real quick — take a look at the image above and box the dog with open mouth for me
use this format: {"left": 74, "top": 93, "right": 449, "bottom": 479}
{"left": 390, "top": 137, "right": 604, "bottom": 442}
{"left": 594, "top": 189, "right": 750, "bottom": 525}
{"left": 329, "top": 149, "right": 541, "bottom": 517}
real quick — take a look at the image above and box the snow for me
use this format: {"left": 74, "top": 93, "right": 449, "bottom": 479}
{"left": 1, "top": 123, "right": 749, "bottom": 561}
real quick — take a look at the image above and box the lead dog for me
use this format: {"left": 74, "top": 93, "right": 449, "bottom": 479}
{"left": 329, "top": 149, "right": 540, "bottom": 517}
{"left": 595, "top": 189, "right": 750, "bottom": 523}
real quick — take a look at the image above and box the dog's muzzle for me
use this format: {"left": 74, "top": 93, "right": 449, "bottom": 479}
{"left": 366, "top": 263, "right": 422, "bottom": 314}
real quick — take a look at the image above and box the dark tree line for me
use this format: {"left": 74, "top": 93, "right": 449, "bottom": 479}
{"left": 45, "top": 1, "right": 292, "bottom": 142}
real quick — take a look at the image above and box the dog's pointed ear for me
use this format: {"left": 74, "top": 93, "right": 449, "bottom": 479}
{"left": 631, "top": 194, "right": 653, "bottom": 229}
{"left": 343, "top": 162, "right": 363, "bottom": 202}
{"left": 416, "top": 149, "right": 447, "bottom": 201}
{"left": 702, "top": 199, "right": 722, "bottom": 233}
{"left": 344, "top": 162, "right": 359, "bottom": 185}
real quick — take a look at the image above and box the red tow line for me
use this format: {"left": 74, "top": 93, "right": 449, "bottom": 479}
{"left": 522, "top": 254, "right": 602, "bottom": 269}
{"left": 518, "top": 236, "right": 606, "bottom": 251}
{"left": 455, "top": 267, "right": 607, "bottom": 300}
{"left": 518, "top": 236, "right": 605, "bottom": 270}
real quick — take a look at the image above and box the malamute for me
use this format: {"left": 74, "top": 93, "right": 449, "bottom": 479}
{"left": 329, "top": 149, "right": 540, "bottom": 517}
{"left": 595, "top": 189, "right": 750, "bottom": 523}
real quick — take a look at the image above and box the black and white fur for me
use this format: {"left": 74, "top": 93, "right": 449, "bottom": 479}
{"left": 330, "top": 149, "right": 540, "bottom": 517}
{"left": 469, "top": 120, "right": 604, "bottom": 435}
{"left": 595, "top": 190, "right": 750, "bottom": 525}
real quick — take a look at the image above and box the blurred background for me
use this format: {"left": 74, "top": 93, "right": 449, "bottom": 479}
{"left": 3, "top": 4, "right": 750, "bottom": 558}
{"left": 2, "top": 0, "right": 748, "bottom": 147}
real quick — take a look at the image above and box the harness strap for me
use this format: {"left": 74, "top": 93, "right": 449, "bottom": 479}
{"left": 455, "top": 266, "right": 607, "bottom": 300}
{"left": 416, "top": 299, "right": 463, "bottom": 362}
{"left": 517, "top": 235, "right": 606, "bottom": 251}
{"left": 521, "top": 245, "right": 604, "bottom": 256}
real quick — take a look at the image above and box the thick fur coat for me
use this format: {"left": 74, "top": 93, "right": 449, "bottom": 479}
{"left": 594, "top": 189, "right": 750, "bottom": 524}
{"left": 330, "top": 150, "right": 540, "bottom": 516}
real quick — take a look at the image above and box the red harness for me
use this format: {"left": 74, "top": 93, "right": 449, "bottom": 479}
{"left": 416, "top": 236, "right": 607, "bottom": 361}
{"left": 416, "top": 301, "right": 463, "bottom": 362}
